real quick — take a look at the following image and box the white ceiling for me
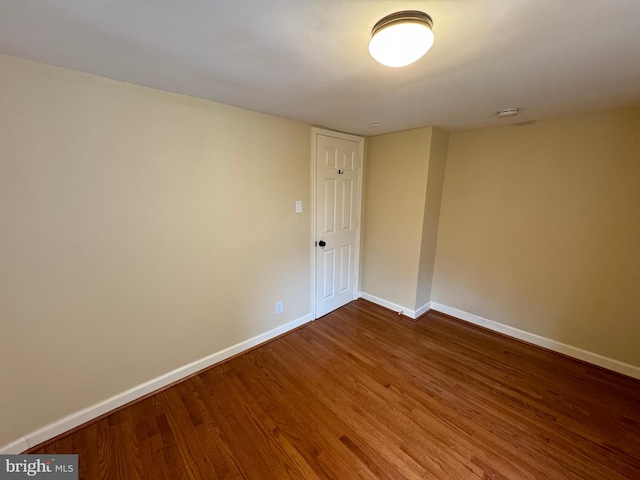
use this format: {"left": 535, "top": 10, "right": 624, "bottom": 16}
{"left": 1, "top": 0, "right": 640, "bottom": 135}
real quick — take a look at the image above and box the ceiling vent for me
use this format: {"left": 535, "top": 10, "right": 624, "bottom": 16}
{"left": 497, "top": 108, "right": 520, "bottom": 118}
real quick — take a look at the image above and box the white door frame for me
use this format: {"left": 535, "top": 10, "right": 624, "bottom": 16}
{"left": 310, "top": 127, "right": 365, "bottom": 319}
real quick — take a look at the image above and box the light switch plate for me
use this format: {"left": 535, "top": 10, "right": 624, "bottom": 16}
{"left": 295, "top": 200, "right": 302, "bottom": 214}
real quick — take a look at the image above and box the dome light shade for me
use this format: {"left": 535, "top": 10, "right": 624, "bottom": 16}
{"left": 369, "top": 11, "right": 434, "bottom": 67}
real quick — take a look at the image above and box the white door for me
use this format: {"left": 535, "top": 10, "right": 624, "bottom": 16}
{"left": 314, "top": 131, "right": 363, "bottom": 318}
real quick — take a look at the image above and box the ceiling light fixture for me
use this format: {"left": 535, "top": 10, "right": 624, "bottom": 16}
{"left": 369, "top": 10, "right": 435, "bottom": 68}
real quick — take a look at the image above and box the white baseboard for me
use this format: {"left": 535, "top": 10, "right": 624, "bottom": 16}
{"left": 414, "top": 301, "right": 432, "bottom": 319}
{"left": 0, "top": 438, "right": 29, "bottom": 455}
{"left": 358, "top": 292, "right": 431, "bottom": 320}
{"left": 359, "top": 291, "right": 414, "bottom": 317}
{"left": 430, "top": 302, "right": 640, "bottom": 381}
{"left": 0, "top": 313, "right": 314, "bottom": 455}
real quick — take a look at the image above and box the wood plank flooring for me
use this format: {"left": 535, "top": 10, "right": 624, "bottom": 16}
{"left": 30, "top": 299, "right": 640, "bottom": 479}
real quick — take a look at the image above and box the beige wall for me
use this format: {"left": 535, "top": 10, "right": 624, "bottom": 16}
{"left": 361, "top": 127, "right": 448, "bottom": 312}
{"left": 0, "top": 54, "right": 311, "bottom": 447}
{"left": 433, "top": 106, "right": 640, "bottom": 366}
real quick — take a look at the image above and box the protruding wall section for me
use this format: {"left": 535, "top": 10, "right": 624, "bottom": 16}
{"left": 360, "top": 126, "right": 449, "bottom": 317}
{"left": 416, "top": 127, "right": 449, "bottom": 311}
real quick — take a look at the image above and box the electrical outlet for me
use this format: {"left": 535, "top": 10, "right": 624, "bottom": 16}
{"left": 275, "top": 301, "right": 284, "bottom": 314}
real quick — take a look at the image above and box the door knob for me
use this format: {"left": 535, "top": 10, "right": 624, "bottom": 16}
{"left": 318, "top": 240, "right": 326, "bottom": 247}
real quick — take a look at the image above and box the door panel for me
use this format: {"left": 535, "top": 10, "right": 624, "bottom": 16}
{"left": 339, "top": 244, "right": 351, "bottom": 293}
{"left": 341, "top": 179, "right": 353, "bottom": 230}
{"left": 322, "top": 248, "right": 335, "bottom": 300}
{"left": 323, "top": 179, "right": 336, "bottom": 234}
{"left": 315, "top": 133, "right": 362, "bottom": 318}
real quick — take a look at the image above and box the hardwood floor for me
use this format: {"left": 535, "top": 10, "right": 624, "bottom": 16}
{"left": 30, "top": 299, "right": 640, "bottom": 479}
